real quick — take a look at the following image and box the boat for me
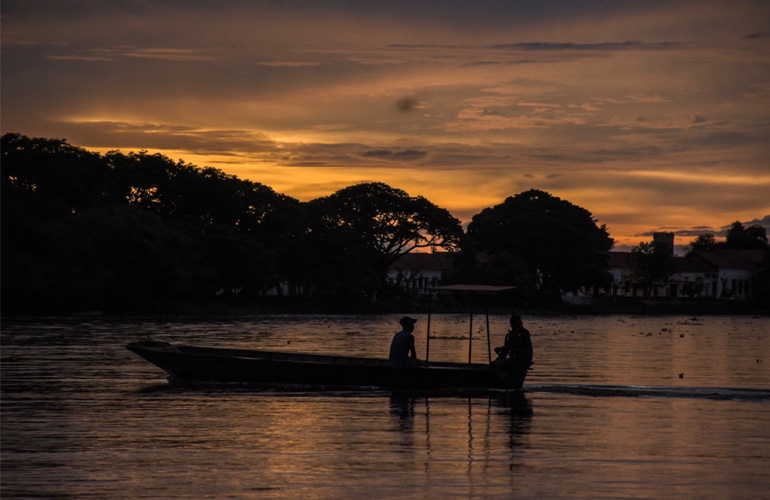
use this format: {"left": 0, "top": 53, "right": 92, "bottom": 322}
{"left": 126, "top": 341, "right": 529, "bottom": 390}
{"left": 127, "top": 285, "right": 530, "bottom": 391}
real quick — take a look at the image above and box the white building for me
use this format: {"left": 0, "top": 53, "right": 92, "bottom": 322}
{"left": 688, "top": 249, "right": 765, "bottom": 300}
{"left": 605, "top": 249, "right": 764, "bottom": 300}
{"left": 387, "top": 252, "right": 454, "bottom": 294}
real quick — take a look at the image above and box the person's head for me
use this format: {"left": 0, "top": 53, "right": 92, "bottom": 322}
{"left": 399, "top": 316, "right": 418, "bottom": 332}
{"left": 510, "top": 314, "right": 522, "bottom": 328}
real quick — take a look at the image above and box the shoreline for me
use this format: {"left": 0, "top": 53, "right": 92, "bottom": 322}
{"left": 3, "top": 296, "right": 768, "bottom": 319}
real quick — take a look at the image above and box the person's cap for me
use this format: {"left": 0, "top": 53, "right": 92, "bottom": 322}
{"left": 399, "top": 316, "right": 418, "bottom": 327}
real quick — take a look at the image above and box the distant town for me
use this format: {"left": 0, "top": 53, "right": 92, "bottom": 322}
{"left": 387, "top": 231, "right": 766, "bottom": 307}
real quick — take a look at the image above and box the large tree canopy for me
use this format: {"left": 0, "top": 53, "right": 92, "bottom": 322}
{"left": 466, "top": 189, "right": 614, "bottom": 300}
{"left": 308, "top": 182, "right": 464, "bottom": 290}
{"left": 1, "top": 133, "right": 293, "bottom": 313}
{"left": 2, "top": 135, "right": 469, "bottom": 311}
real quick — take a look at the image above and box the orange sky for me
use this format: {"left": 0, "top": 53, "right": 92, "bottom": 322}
{"left": 2, "top": 0, "right": 769, "bottom": 251}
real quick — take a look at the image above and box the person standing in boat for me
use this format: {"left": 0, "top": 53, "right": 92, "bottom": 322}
{"left": 494, "top": 314, "right": 533, "bottom": 367}
{"left": 389, "top": 316, "right": 421, "bottom": 367}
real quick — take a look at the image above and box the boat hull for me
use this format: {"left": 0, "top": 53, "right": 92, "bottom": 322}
{"left": 127, "top": 341, "right": 528, "bottom": 390}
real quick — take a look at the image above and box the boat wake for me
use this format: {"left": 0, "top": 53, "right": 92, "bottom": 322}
{"left": 525, "top": 384, "right": 770, "bottom": 401}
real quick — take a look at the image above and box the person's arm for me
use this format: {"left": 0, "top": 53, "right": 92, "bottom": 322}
{"left": 522, "top": 331, "right": 533, "bottom": 360}
{"left": 498, "top": 332, "right": 513, "bottom": 358}
{"left": 409, "top": 335, "right": 417, "bottom": 359}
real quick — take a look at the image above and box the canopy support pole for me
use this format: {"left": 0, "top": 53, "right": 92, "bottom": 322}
{"left": 426, "top": 292, "right": 432, "bottom": 363}
{"left": 485, "top": 300, "right": 492, "bottom": 364}
{"left": 468, "top": 301, "right": 474, "bottom": 365}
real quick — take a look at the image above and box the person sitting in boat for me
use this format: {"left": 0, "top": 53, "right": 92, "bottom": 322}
{"left": 389, "top": 316, "right": 421, "bottom": 368}
{"left": 494, "top": 315, "right": 533, "bottom": 367}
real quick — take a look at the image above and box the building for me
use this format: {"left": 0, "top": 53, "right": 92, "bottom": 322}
{"left": 605, "top": 249, "right": 765, "bottom": 300}
{"left": 688, "top": 249, "right": 765, "bottom": 300}
{"left": 386, "top": 252, "right": 454, "bottom": 294}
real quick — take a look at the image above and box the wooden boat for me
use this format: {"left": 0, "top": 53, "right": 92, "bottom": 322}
{"left": 126, "top": 340, "right": 529, "bottom": 390}
{"left": 127, "top": 285, "right": 529, "bottom": 390}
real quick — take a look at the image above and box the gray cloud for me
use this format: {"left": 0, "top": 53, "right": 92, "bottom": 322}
{"left": 362, "top": 148, "right": 428, "bottom": 161}
{"left": 395, "top": 96, "right": 425, "bottom": 112}
{"left": 42, "top": 121, "right": 276, "bottom": 158}
{"left": 641, "top": 215, "right": 770, "bottom": 239}
{"left": 692, "top": 114, "right": 707, "bottom": 124}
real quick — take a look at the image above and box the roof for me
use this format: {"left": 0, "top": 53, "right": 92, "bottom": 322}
{"left": 691, "top": 249, "right": 766, "bottom": 270}
{"left": 608, "top": 251, "right": 633, "bottom": 269}
{"left": 608, "top": 249, "right": 767, "bottom": 273}
{"left": 388, "top": 252, "right": 455, "bottom": 272}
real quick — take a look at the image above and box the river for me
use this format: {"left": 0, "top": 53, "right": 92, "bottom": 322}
{"left": 2, "top": 314, "right": 769, "bottom": 498}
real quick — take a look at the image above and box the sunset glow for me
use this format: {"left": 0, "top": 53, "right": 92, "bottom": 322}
{"left": 2, "top": 0, "right": 769, "bottom": 250}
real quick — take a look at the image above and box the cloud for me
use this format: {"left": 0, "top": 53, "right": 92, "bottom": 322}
{"left": 640, "top": 215, "right": 770, "bottom": 239}
{"left": 49, "top": 120, "right": 277, "bottom": 156}
{"left": 362, "top": 148, "right": 428, "bottom": 161}
{"left": 489, "top": 41, "right": 687, "bottom": 51}
{"left": 121, "top": 48, "right": 213, "bottom": 62}
{"left": 255, "top": 61, "right": 322, "bottom": 67}
{"left": 719, "top": 215, "right": 770, "bottom": 234}
{"left": 395, "top": 96, "right": 426, "bottom": 112}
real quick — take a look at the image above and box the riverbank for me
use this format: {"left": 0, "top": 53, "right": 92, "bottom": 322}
{"left": 6, "top": 294, "right": 763, "bottom": 318}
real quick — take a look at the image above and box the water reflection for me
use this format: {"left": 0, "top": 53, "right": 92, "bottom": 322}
{"left": 389, "top": 392, "right": 417, "bottom": 430}
{"left": 388, "top": 390, "right": 534, "bottom": 477}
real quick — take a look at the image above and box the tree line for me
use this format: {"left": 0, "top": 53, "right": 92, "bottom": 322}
{"left": 2, "top": 133, "right": 765, "bottom": 315}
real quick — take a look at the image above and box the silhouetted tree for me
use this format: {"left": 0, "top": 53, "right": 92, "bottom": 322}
{"left": 686, "top": 222, "right": 769, "bottom": 256}
{"left": 2, "top": 133, "right": 117, "bottom": 216}
{"left": 685, "top": 233, "right": 718, "bottom": 255}
{"left": 725, "top": 221, "right": 768, "bottom": 250}
{"left": 308, "top": 182, "right": 464, "bottom": 298}
{"left": 474, "top": 253, "right": 533, "bottom": 287}
{"left": 104, "top": 149, "right": 293, "bottom": 297}
{"left": 76, "top": 206, "right": 203, "bottom": 312}
{"left": 466, "top": 189, "right": 614, "bottom": 301}
{"left": 1, "top": 134, "right": 117, "bottom": 312}
{"left": 630, "top": 241, "right": 675, "bottom": 297}
{"left": 0, "top": 133, "right": 294, "bottom": 313}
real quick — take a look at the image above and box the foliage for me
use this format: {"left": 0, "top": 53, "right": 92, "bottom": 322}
{"left": 4, "top": 132, "right": 765, "bottom": 314}
{"left": 686, "top": 221, "right": 769, "bottom": 256}
{"left": 1, "top": 133, "right": 291, "bottom": 313}
{"left": 474, "top": 253, "right": 533, "bottom": 287}
{"left": 1, "top": 134, "right": 466, "bottom": 313}
{"left": 630, "top": 241, "right": 675, "bottom": 297}
{"left": 466, "top": 189, "right": 614, "bottom": 300}
{"left": 725, "top": 221, "right": 768, "bottom": 250}
{"left": 307, "top": 182, "right": 465, "bottom": 297}
{"left": 686, "top": 233, "right": 718, "bottom": 254}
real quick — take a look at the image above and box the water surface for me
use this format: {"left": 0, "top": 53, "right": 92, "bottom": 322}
{"left": 2, "top": 314, "right": 769, "bottom": 498}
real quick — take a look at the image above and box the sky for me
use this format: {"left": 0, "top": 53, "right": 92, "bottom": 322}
{"left": 2, "top": 0, "right": 769, "bottom": 251}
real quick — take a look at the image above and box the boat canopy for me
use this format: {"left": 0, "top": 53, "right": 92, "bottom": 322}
{"left": 430, "top": 284, "right": 517, "bottom": 293}
{"left": 425, "top": 284, "right": 516, "bottom": 365}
